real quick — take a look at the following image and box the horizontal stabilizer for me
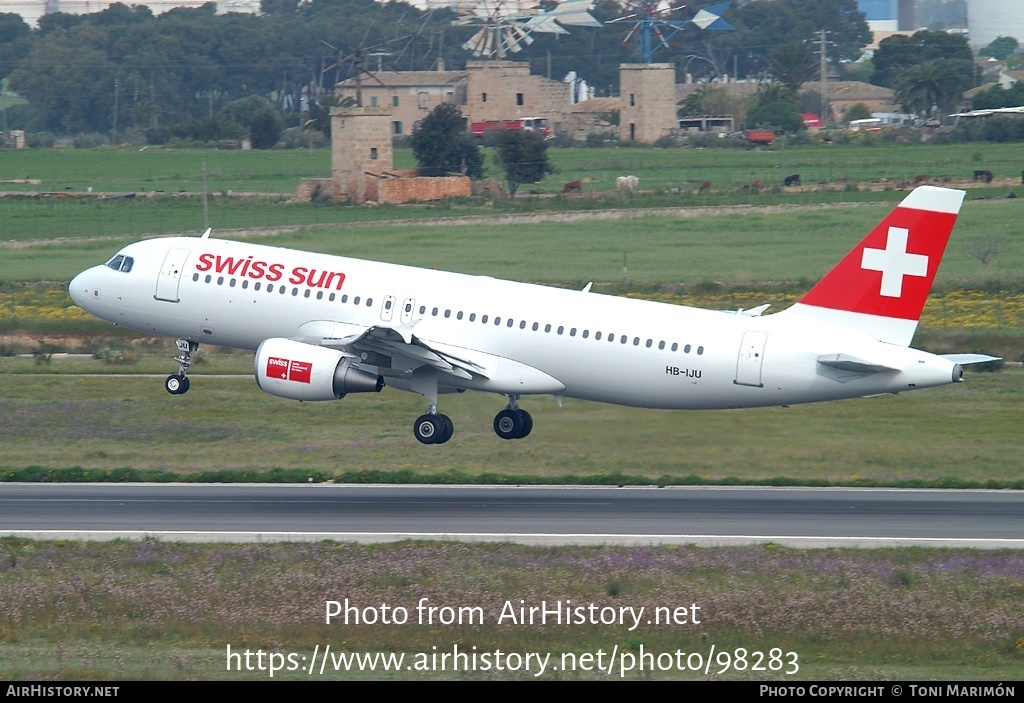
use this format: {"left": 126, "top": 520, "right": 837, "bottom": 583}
{"left": 941, "top": 354, "right": 1001, "bottom": 365}
{"left": 817, "top": 353, "right": 902, "bottom": 374}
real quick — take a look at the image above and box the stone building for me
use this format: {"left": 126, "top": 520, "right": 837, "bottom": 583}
{"left": 619, "top": 63, "right": 677, "bottom": 142}
{"left": 317, "top": 105, "right": 469, "bottom": 205}
{"left": 335, "top": 69, "right": 468, "bottom": 137}
{"left": 464, "top": 61, "right": 569, "bottom": 131}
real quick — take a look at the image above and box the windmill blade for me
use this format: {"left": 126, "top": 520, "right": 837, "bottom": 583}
{"left": 547, "top": 0, "right": 602, "bottom": 27}
{"left": 692, "top": 1, "right": 734, "bottom": 30}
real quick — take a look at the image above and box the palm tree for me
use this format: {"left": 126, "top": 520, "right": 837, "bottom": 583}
{"left": 767, "top": 42, "right": 819, "bottom": 95}
{"left": 894, "top": 60, "right": 963, "bottom": 119}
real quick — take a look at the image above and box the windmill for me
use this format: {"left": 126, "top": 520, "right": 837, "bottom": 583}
{"left": 453, "top": 0, "right": 602, "bottom": 60}
{"left": 607, "top": 1, "right": 733, "bottom": 64}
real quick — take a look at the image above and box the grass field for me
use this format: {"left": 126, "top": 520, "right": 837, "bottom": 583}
{"left": 3, "top": 141, "right": 1024, "bottom": 243}
{"left": 0, "top": 365, "right": 1020, "bottom": 484}
{"left": 2, "top": 540, "right": 1022, "bottom": 680}
{"left": 1, "top": 198, "right": 1023, "bottom": 287}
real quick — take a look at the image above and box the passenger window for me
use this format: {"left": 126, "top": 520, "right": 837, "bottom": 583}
{"left": 367, "top": 298, "right": 373, "bottom": 306}
{"left": 316, "top": 291, "right": 323, "bottom": 300}
{"left": 684, "top": 344, "right": 691, "bottom": 353}
{"left": 432, "top": 307, "right": 439, "bottom": 316}
{"left": 482, "top": 315, "right": 489, "bottom": 324}
{"left": 658, "top": 341, "right": 665, "bottom": 350}
{"left": 570, "top": 328, "right": 576, "bottom": 337}
{"left": 444, "top": 310, "right": 451, "bottom": 318}
{"left": 582, "top": 330, "right": 589, "bottom": 339}
{"left": 494, "top": 317, "right": 501, "bottom": 325}
{"left": 343, "top": 295, "right": 349, "bottom": 303}
{"left": 230, "top": 279, "right": 237, "bottom": 288}
{"left": 469, "top": 313, "right": 476, "bottom": 321}
{"left": 673, "top": 343, "right": 679, "bottom": 352}
{"left": 255, "top": 282, "right": 262, "bottom": 291}
{"left": 507, "top": 319, "right": 514, "bottom": 328}
{"left": 354, "top": 296, "right": 361, "bottom": 305}
{"left": 595, "top": 332, "right": 602, "bottom": 340}
{"left": 192, "top": 273, "right": 199, "bottom": 282}
{"left": 303, "top": 289, "right": 310, "bottom": 298}
{"left": 544, "top": 324, "right": 551, "bottom": 333}
{"left": 217, "top": 276, "right": 224, "bottom": 285}
{"left": 697, "top": 346, "right": 705, "bottom": 355}
{"left": 457, "top": 311, "right": 464, "bottom": 320}
{"left": 243, "top": 280, "right": 249, "bottom": 290}
{"left": 532, "top": 322, "right": 539, "bottom": 331}
{"left": 519, "top": 321, "right": 526, "bottom": 329}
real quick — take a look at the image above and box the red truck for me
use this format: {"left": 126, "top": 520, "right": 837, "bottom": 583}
{"left": 471, "top": 117, "right": 551, "bottom": 140}
{"left": 744, "top": 129, "right": 775, "bottom": 145}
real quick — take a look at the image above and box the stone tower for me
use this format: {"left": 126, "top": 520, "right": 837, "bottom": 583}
{"left": 330, "top": 106, "right": 393, "bottom": 204}
{"left": 619, "top": 63, "right": 677, "bottom": 143}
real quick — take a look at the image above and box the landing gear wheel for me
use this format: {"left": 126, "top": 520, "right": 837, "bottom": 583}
{"left": 493, "top": 408, "right": 525, "bottom": 440}
{"left": 165, "top": 374, "right": 189, "bottom": 395}
{"left": 437, "top": 414, "right": 454, "bottom": 444}
{"left": 517, "top": 409, "right": 533, "bottom": 438}
{"left": 414, "top": 414, "right": 453, "bottom": 445}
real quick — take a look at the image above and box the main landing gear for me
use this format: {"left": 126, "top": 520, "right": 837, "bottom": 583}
{"left": 410, "top": 394, "right": 533, "bottom": 445}
{"left": 407, "top": 368, "right": 532, "bottom": 445}
{"left": 493, "top": 395, "right": 532, "bottom": 440}
{"left": 413, "top": 410, "right": 454, "bottom": 445}
{"left": 165, "top": 339, "right": 198, "bottom": 395}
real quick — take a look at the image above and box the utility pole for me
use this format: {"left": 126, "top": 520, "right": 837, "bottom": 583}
{"left": 112, "top": 78, "right": 119, "bottom": 145}
{"left": 819, "top": 30, "right": 828, "bottom": 126}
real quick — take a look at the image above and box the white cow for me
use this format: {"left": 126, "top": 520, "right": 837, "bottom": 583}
{"left": 616, "top": 175, "right": 638, "bottom": 195}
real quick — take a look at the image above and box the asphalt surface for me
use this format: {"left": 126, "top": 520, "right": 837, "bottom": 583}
{"left": 2, "top": 483, "right": 1023, "bottom": 548}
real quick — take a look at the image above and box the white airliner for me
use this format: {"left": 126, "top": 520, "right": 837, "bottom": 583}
{"left": 69, "top": 185, "right": 995, "bottom": 444}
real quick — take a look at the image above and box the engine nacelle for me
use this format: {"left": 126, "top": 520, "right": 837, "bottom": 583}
{"left": 255, "top": 338, "right": 383, "bottom": 401}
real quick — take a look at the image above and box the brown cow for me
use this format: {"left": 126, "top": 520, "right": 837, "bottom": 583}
{"left": 697, "top": 180, "right": 711, "bottom": 195}
{"left": 912, "top": 174, "right": 930, "bottom": 185}
{"left": 562, "top": 180, "right": 582, "bottom": 194}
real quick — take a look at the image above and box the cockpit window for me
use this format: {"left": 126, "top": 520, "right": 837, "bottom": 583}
{"left": 105, "top": 255, "right": 134, "bottom": 273}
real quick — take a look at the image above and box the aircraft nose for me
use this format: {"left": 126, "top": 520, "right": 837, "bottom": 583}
{"left": 69, "top": 268, "right": 99, "bottom": 309}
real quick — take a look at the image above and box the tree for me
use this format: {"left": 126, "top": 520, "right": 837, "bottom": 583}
{"left": 767, "top": 42, "right": 819, "bottom": 94}
{"left": 410, "top": 103, "right": 483, "bottom": 179}
{"left": 250, "top": 108, "right": 283, "bottom": 148}
{"left": 842, "top": 102, "right": 872, "bottom": 122}
{"left": 682, "top": 0, "right": 870, "bottom": 83}
{"left": 493, "top": 130, "right": 554, "bottom": 199}
{"left": 872, "top": 30, "right": 974, "bottom": 88}
{"left": 745, "top": 83, "right": 804, "bottom": 133}
{"left": 979, "top": 36, "right": 1019, "bottom": 61}
{"left": 894, "top": 60, "right": 967, "bottom": 119}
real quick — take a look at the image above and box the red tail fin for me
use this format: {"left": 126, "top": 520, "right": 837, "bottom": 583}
{"left": 786, "top": 186, "right": 965, "bottom": 345}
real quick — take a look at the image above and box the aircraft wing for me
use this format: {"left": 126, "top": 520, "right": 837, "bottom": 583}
{"left": 295, "top": 320, "right": 565, "bottom": 394}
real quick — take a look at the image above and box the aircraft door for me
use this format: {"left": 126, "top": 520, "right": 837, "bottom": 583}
{"left": 155, "top": 247, "right": 191, "bottom": 303}
{"left": 735, "top": 331, "right": 768, "bottom": 387}
{"left": 400, "top": 297, "right": 415, "bottom": 324}
{"left": 380, "top": 295, "right": 396, "bottom": 322}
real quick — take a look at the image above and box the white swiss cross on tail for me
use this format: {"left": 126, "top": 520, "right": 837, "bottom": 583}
{"left": 861, "top": 226, "right": 929, "bottom": 298}
{"left": 783, "top": 186, "right": 965, "bottom": 347}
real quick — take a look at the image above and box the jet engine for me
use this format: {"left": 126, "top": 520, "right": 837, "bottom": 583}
{"left": 255, "top": 338, "right": 383, "bottom": 401}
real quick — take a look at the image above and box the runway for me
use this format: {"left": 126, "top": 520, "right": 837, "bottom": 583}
{"left": 2, "top": 483, "right": 1022, "bottom": 548}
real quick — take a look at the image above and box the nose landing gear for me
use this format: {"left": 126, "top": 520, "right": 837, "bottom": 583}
{"left": 165, "top": 339, "right": 198, "bottom": 395}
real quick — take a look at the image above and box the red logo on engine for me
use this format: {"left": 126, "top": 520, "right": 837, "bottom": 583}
{"left": 267, "top": 357, "right": 311, "bottom": 383}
